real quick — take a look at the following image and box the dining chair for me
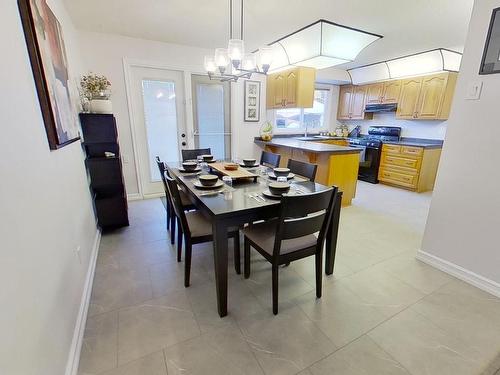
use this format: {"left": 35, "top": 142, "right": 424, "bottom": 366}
{"left": 165, "top": 174, "right": 241, "bottom": 286}
{"left": 155, "top": 157, "right": 196, "bottom": 257}
{"left": 260, "top": 150, "right": 281, "bottom": 168}
{"left": 287, "top": 159, "right": 318, "bottom": 181}
{"left": 243, "top": 187, "right": 337, "bottom": 314}
{"left": 181, "top": 148, "right": 211, "bottom": 161}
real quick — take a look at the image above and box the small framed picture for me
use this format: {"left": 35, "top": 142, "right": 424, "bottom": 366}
{"left": 480, "top": 7, "right": 500, "bottom": 74}
{"left": 244, "top": 80, "right": 260, "bottom": 122}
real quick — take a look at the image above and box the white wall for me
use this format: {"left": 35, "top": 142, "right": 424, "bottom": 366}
{"left": 0, "top": 1, "right": 98, "bottom": 374}
{"left": 420, "top": 0, "right": 500, "bottom": 290}
{"left": 78, "top": 31, "right": 267, "bottom": 196}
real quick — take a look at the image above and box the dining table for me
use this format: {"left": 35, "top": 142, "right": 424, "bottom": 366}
{"left": 166, "top": 160, "right": 343, "bottom": 317}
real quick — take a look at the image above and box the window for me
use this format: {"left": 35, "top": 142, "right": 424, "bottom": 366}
{"left": 274, "top": 88, "right": 331, "bottom": 131}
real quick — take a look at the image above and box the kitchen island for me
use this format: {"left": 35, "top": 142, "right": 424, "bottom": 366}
{"left": 255, "top": 138, "right": 361, "bottom": 206}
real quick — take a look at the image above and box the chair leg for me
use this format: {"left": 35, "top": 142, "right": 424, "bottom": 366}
{"left": 315, "top": 251, "right": 323, "bottom": 298}
{"left": 233, "top": 233, "right": 241, "bottom": 275}
{"left": 244, "top": 237, "right": 251, "bottom": 279}
{"left": 177, "top": 218, "right": 182, "bottom": 262}
{"left": 272, "top": 264, "right": 279, "bottom": 315}
{"left": 166, "top": 200, "right": 171, "bottom": 231}
{"left": 170, "top": 214, "right": 176, "bottom": 245}
{"left": 184, "top": 241, "right": 192, "bottom": 287}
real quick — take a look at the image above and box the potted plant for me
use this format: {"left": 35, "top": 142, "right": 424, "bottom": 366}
{"left": 80, "top": 73, "right": 112, "bottom": 114}
{"left": 260, "top": 121, "right": 273, "bottom": 141}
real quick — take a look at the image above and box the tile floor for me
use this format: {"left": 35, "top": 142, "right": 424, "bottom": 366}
{"left": 78, "top": 182, "right": 500, "bottom": 375}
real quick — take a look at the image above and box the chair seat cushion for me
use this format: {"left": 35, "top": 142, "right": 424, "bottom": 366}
{"left": 185, "top": 211, "right": 212, "bottom": 237}
{"left": 243, "top": 221, "right": 317, "bottom": 256}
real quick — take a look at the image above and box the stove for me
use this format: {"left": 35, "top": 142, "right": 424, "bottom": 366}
{"left": 349, "top": 126, "right": 401, "bottom": 183}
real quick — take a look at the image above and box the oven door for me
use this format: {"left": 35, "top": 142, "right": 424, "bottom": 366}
{"left": 352, "top": 145, "right": 381, "bottom": 183}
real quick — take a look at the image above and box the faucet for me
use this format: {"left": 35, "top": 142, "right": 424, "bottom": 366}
{"left": 304, "top": 122, "right": 309, "bottom": 138}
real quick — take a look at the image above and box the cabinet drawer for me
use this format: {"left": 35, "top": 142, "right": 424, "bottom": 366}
{"left": 382, "top": 144, "right": 401, "bottom": 154}
{"left": 401, "top": 146, "right": 423, "bottom": 157}
{"left": 378, "top": 167, "right": 418, "bottom": 188}
{"left": 381, "top": 153, "right": 421, "bottom": 170}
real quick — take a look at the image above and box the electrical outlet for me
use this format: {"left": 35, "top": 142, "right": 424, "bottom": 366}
{"left": 123, "top": 155, "right": 129, "bottom": 164}
{"left": 75, "top": 246, "right": 82, "bottom": 264}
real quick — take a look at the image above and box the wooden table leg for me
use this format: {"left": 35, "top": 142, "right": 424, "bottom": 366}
{"left": 325, "top": 191, "right": 342, "bottom": 275}
{"left": 212, "top": 219, "right": 228, "bottom": 317}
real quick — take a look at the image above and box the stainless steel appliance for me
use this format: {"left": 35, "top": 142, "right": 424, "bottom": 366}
{"left": 349, "top": 126, "right": 401, "bottom": 183}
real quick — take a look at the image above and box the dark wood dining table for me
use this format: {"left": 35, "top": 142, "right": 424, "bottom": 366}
{"left": 166, "top": 161, "right": 342, "bottom": 317}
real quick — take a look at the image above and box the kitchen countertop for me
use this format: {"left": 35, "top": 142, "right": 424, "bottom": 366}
{"left": 254, "top": 138, "right": 361, "bottom": 154}
{"left": 381, "top": 138, "right": 443, "bottom": 149}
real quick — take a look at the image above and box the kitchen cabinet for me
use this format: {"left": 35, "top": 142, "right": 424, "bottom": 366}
{"left": 378, "top": 144, "right": 441, "bottom": 192}
{"left": 337, "top": 85, "right": 373, "bottom": 120}
{"left": 266, "top": 67, "right": 316, "bottom": 109}
{"left": 365, "top": 81, "right": 401, "bottom": 105}
{"left": 396, "top": 72, "right": 457, "bottom": 120}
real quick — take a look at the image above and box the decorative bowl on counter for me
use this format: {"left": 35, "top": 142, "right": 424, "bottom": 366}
{"left": 198, "top": 174, "right": 218, "bottom": 186}
{"left": 261, "top": 134, "right": 272, "bottom": 141}
{"left": 268, "top": 182, "right": 290, "bottom": 196}
{"left": 182, "top": 161, "right": 198, "bottom": 171}
{"left": 273, "top": 167, "right": 290, "bottom": 177}
{"left": 224, "top": 163, "right": 239, "bottom": 171}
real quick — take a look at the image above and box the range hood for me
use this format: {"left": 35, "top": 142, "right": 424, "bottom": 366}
{"left": 364, "top": 103, "right": 397, "bottom": 113}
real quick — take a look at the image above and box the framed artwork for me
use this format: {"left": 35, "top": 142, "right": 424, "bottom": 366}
{"left": 480, "top": 7, "right": 500, "bottom": 75}
{"left": 18, "top": 0, "right": 80, "bottom": 149}
{"left": 244, "top": 80, "right": 260, "bottom": 122}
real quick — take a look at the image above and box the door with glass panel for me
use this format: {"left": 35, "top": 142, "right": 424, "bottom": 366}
{"left": 129, "top": 66, "right": 186, "bottom": 197}
{"left": 191, "top": 74, "right": 231, "bottom": 160}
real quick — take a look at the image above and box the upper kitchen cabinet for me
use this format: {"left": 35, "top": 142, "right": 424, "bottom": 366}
{"left": 337, "top": 85, "right": 373, "bottom": 120}
{"left": 365, "top": 81, "right": 401, "bottom": 105}
{"left": 396, "top": 72, "right": 457, "bottom": 120}
{"left": 266, "top": 67, "right": 316, "bottom": 109}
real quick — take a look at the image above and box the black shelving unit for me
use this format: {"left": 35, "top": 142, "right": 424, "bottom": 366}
{"left": 80, "top": 114, "right": 129, "bottom": 230}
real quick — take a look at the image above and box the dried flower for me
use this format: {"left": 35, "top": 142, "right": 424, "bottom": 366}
{"left": 80, "top": 73, "right": 111, "bottom": 100}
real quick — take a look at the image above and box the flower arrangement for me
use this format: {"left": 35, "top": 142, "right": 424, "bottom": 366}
{"left": 80, "top": 73, "right": 111, "bottom": 101}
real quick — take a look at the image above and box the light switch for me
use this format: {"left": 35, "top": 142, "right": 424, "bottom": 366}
{"left": 465, "top": 80, "right": 482, "bottom": 100}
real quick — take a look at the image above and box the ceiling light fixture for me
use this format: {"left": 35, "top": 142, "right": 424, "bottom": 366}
{"left": 258, "top": 20, "right": 383, "bottom": 72}
{"left": 348, "top": 48, "right": 462, "bottom": 84}
{"left": 205, "top": 0, "right": 271, "bottom": 82}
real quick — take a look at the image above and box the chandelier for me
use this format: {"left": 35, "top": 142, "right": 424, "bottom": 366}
{"left": 204, "top": 0, "right": 272, "bottom": 82}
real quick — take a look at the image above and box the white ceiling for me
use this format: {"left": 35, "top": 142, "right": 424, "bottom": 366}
{"left": 64, "top": 0, "right": 474, "bottom": 69}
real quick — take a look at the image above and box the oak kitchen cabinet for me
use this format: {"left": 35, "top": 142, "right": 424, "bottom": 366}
{"left": 337, "top": 85, "right": 373, "bottom": 120}
{"left": 266, "top": 67, "right": 316, "bottom": 109}
{"left": 378, "top": 144, "right": 442, "bottom": 192}
{"left": 396, "top": 72, "right": 457, "bottom": 120}
{"left": 365, "top": 80, "right": 401, "bottom": 105}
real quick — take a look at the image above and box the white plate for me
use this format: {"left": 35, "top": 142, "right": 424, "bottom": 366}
{"left": 178, "top": 167, "right": 201, "bottom": 173}
{"left": 193, "top": 180, "right": 224, "bottom": 189}
{"left": 268, "top": 172, "right": 295, "bottom": 180}
{"left": 262, "top": 190, "right": 287, "bottom": 199}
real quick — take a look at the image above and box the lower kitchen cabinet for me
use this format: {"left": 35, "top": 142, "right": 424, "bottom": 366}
{"left": 378, "top": 144, "right": 441, "bottom": 192}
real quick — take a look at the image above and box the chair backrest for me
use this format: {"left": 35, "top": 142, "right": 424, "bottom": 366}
{"left": 287, "top": 159, "right": 318, "bottom": 181}
{"left": 164, "top": 173, "right": 190, "bottom": 235}
{"left": 155, "top": 156, "right": 168, "bottom": 193}
{"left": 181, "top": 148, "right": 211, "bottom": 161}
{"left": 273, "top": 187, "right": 338, "bottom": 257}
{"left": 260, "top": 150, "right": 281, "bottom": 168}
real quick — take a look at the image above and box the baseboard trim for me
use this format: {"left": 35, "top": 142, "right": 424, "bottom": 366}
{"left": 65, "top": 228, "right": 101, "bottom": 375}
{"left": 416, "top": 250, "right": 500, "bottom": 298}
{"left": 127, "top": 193, "right": 142, "bottom": 201}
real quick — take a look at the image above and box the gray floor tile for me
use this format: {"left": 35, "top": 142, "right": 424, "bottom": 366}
{"left": 100, "top": 351, "right": 167, "bottom": 375}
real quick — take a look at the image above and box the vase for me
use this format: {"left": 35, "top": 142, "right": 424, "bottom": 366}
{"left": 89, "top": 99, "right": 112, "bottom": 114}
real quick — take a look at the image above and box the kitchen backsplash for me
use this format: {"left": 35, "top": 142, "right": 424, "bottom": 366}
{"left": 340, "top": 112, "right": 447, "bottom": 140}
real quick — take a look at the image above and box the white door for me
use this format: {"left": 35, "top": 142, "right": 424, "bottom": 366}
{"left": 129, "top": 66, "right": 187, "bottom": 197}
